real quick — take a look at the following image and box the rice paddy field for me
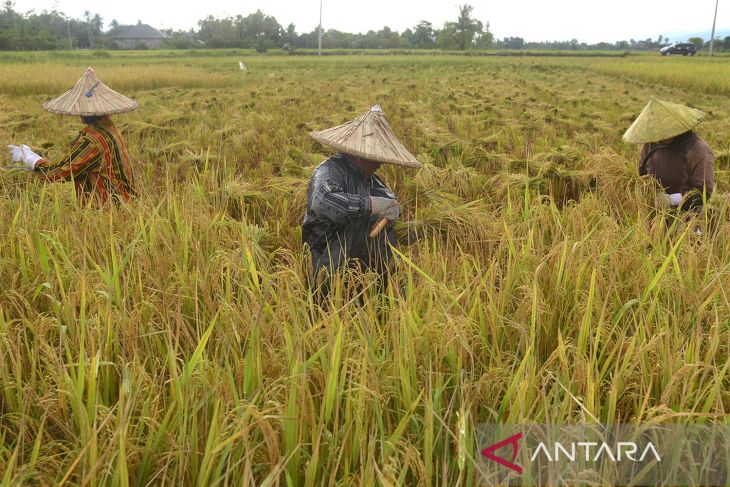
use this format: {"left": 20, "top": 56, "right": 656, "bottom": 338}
{"left": 0, "top": 50, "right": 729, "bottom": 485}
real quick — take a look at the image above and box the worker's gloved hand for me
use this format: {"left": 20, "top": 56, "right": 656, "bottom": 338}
{"left": 7, "top": 144, "right": 41, "bottom": 170}
{"left": 8, "top": 145, "right": 25, "bottom": 162}
{"left": 668, "top": 193, "right": 683, "bottom": 207}
{"left": 370, "top": 196, "right": 400, "bottom": 222}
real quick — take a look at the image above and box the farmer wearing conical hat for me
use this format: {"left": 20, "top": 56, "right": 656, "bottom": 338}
{"left": 624, "top": 97, "right": 714, "bottom": 211}
{"left": 7, "top": 67, "right": 138, "bottom": 204}
{"left": 303, "top": 105, "right": 421, "bottom": 297}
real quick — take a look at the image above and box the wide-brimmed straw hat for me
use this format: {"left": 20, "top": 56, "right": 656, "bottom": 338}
{"left": 623, "top": 97, "right": 705, "bottom": 144}
{"left": 309, "top": 105, "right": 421, "bottom": 168}
{"left": 43, "top": 67, "right": 137, "bottom": 116}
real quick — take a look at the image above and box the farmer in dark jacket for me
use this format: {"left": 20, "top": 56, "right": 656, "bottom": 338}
{"left": 624, "top": 97, "right": 715, "bottom": 211}
{"left": 303, "top": 105, "right": 421, "bottom": 297}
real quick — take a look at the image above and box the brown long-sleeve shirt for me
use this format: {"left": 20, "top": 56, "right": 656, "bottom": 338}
{"left": 639, "top": 131, "right": 714, "bottom": 208}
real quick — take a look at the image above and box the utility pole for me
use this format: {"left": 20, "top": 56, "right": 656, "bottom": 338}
{"left": 66, "top": 15, "right": 73, "bottom": 50}
{"left": 318, "top": 0, "right": 323, "bottom": 56}
{"left": 709, "top": 0, "right": 719, "bottom": 57}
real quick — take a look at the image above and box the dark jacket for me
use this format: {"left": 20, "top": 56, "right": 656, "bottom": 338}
{"left": 639, "top": 131, "right": 714, "bottom": 209}
{"left": 302, "top": 153, "right": 397, "bottom": 281}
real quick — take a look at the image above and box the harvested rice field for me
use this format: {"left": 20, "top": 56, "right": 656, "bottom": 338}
{"left": 0, "top": 51, "right": 729, "bottom": 485}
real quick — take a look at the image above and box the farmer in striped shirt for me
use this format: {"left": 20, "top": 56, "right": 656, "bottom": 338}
{"left": 8, "top": 67, "right": 138, "bottom": 204}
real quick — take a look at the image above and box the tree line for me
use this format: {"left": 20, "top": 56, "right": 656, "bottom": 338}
{"left": 0, "top": 2, "right": 491, "bottom": 51}
{"left": 2, "top": 1, "right": 729, "bottom": 52}
{"left": 496, "top": 35, "right": 730, "bottom": 51}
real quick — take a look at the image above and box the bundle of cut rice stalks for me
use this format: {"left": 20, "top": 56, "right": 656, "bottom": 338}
{"left": 407, "top": 162, "right": 491, "bottom": 201}
{"left": 394, "top": 193, "right": 499, "bottom": 248}
{"left": 491, "top": 162, "right": 595, "bottom": 206}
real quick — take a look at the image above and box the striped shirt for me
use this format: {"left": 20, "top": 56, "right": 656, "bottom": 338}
{"left": 34, "top": 116, "right": 138, "bottom": 204}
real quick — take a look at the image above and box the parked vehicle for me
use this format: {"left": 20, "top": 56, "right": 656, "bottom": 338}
{"left": 660, "top": 43, "right": 698, "bottom": 56}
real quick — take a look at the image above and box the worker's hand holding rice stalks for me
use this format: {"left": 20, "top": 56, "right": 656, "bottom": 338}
{"left": 6, "top": 144, "right": 41, "bottom": 171}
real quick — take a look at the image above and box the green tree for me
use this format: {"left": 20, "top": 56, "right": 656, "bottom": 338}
{"left": 238, "top": 10, "right": 282, "bottom": 50}
{"left": 197, "top": 16, "right": 238, "bottom": 48}
{"left": 436, "top": 23, "right": 458, "bottom": 50}
{"left": 0, "top": 2, "right": 20, "bottom": 49}
{"left": 376, "top": 26, "right": 401, "bottom": 48}
{"left": 320, "top": 29, "right": 356, "bottom": 49}
{"left": 474, "top": 21, "right": 493, "bottom": 49}
{"left": 400, "top": 28, "right": 414, "bottom": 48}
{"left": 501, "top": 37, "right": 524, "bottom": 49}
{"left": 688, "top": 37, "right": 704, "bottom": 50}
{"left": 412, "top": 20, "right": 435, "bottom": 48}
{"left": 161, "top": 30, "right": 201, "bottom": 49}
{"left": 436, "top": 5, "right": 485, "bottom": 50}
{"left": 454, "top": 4, "right": 482, "bottom": 49}
{"left": 284, "top": 23, "right": 297, "bottom": 47}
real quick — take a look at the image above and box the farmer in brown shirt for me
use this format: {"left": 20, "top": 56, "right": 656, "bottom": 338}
{"left": 624, "top": 97, "right": 714, "bottom": 211}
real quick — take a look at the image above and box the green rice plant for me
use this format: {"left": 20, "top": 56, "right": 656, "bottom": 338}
{"left": 0, "top": 52, "right": 727, "bottom": 485}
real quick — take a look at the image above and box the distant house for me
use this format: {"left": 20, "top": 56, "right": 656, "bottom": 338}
{"left": 111, "top": 24, "right": 167, "bottom": 49}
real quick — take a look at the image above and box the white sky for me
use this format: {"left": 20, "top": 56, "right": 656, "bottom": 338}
{"left": 13, "top": 0, "right": 730, "bottom": 43}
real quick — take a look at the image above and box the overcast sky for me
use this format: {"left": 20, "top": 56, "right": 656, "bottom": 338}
{"left": 12, "top": 0, "right": 729, "bottom": 43}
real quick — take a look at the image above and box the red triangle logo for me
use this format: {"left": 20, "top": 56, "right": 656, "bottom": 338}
{"left": 481, "top": 432, "right": 523, "bottom": 474}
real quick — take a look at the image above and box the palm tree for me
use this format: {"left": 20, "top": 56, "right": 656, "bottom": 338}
{"left": 455, "top": 4, "right": 482, "bottom": 50}
{"left": 83, "top": 10, "right": 94, "bottom": 48}
{"left": 92, "top": 13, "right": 103, "bottom": 34}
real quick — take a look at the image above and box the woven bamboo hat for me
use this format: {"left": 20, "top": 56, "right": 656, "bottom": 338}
{"left": 623, "top": 97, "right": 705, "bottom": 144}
{"left": 43, "top": 67, "right": 137, "bottom": 116}
{"left": 309, "top": 105, "right": 421, "bottom": 168}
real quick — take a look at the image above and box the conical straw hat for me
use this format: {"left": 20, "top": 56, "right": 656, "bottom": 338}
{"left": 623, "top": 97, "right": 705, "bottom": 144}
{"left": 43, "top": 67, "right": 137, "bottom": 116}
{"left": 309, "top": 105, "right": 421, "bottom": 168}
